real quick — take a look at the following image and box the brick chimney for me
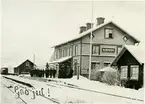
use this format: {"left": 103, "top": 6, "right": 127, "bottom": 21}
{"left": 96, "top": 17, "right": 105, "bottom": 26}
{"left": 86, "top": 23, "right": 94, "bottom": 30}
{"left": 79, "top": 26, "right": 87, "bottom": 34}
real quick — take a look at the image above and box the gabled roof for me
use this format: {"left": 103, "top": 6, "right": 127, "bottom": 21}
{"left": 53, "top": 21, "right": 140, "bottom": 47}
{"left": 111, "top": 45, "right": 145, "bottom": 65}
{"left": 16, "top": 59, "right": 35, "bottom": 68}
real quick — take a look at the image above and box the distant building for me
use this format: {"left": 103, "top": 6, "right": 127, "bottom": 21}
{"left": 111, "top": 45, "right": 144, "bottom": 89}
{"left": 14, "top": 59, "right": 35, "bottom": 75}
{"left": 50, "top": 17, "right": 140, "bottom": 79}
{"left": 1, "top": 67, "right": 8, "bottom": 74}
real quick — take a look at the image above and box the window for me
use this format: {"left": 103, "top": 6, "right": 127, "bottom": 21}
{"left": 104, "top": 63, "right": 110, "bottom": 67}
{"left": 75, "top": 45, "right": 78, "bottom": 55}
{"left": 63, "top": 49, "right": 65, "bottom": 57}
{"left": 130, "top": 65, "right": 139, "bottom": 80}
{"left": 69, "top": 47, "right": 72, "bottom": 56}
{"left": 120, "top": 66, "right": 128, "bottom": 79}
{"left": 55, "top": 50, "right": 59, "bottom": 59}
{"left": 25, "top": 61, "right": 30, "bottom": 67}
{"left": 65, "top": 48, "right": 68, "bottom": 56}
{"left": 91, "top": 62, "right": 100, "bottom": 70}
{"left": 59, "top": 49, "right": 62, "bottom": 58}
{"left": 91, "top": 62, "right": 96, "bottom": 70}
{"left": 105, "top": 28, "right": 113, "bottom": 39}
{"left": 117, "top": 46, "right": 122, "bottom": 54}
{"left": 123, "top": 36, "right": 128, "bottom": 42}
{"left": 92, "top": 45, "right": 99, "bottom": 55}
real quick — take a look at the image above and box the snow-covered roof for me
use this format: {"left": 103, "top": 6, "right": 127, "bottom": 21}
{"left": 49, "top": 56, "right": 72, "bottom": 64}
{"left": 111, "top": 45, "right": 145, "bottom": 65}
{"left": 14, "top": 59, "right": 35, "bottom": 68}
{"left": 98, "top": 67, "right": 117, "bottom": 72}
{"left": 52, "top": 21, "right": 140, "bottom": 47}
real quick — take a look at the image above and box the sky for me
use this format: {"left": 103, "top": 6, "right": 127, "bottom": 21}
{"left": 1, "top": 0, "right": 145, "bottom": 68}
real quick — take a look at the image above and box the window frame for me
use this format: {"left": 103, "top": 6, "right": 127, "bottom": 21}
{"left": 104, "top": 63, "right": 110, "bottom": 67}
{"left": 92, "top": 45, "right": 99, "bottom": 55}
{"left": 104, "top": 28, "right": 113, "bottom": 39}
{"left": 74, "top": 45, "right": 78, "bottom": 56}
{"left": 91, "top": 61, "right": 100, "bottom": 70}
{"left": 120, "top": 66, "right": 128, "bottom": 79}
{"left": 130, "top": 65, "right": 139, "bottom": 80}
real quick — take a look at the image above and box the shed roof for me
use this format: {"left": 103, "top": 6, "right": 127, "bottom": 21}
{"left": 52, "top": 21, "right": 140, "bottom": 47}
{"left": 111, "top": 45, "right": 145, "bottom": 65}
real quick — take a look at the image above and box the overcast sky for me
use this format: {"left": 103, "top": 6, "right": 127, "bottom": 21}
{"left": 1, "top": 0, "right": 145, "bottom": 68}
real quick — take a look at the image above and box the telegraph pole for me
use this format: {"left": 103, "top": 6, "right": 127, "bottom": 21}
{"left": 33, "top": 54, "right": 35, "bottom": 69}
{"left": 88, "top": 1, "right": 94, "bottom": 80}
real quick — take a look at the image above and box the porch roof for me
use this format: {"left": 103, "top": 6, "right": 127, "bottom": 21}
{"left": 98, "top": 67, "right": 117, "bottom": 72}
{"left": 49, "top": 56, "right": 72, "bottom": 64}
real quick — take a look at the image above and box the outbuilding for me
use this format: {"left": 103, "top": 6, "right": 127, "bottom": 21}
{"left": 110, "top": 45, "right": 144, "bottom": 89}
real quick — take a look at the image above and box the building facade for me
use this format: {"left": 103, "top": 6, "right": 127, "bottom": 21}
{"left": 50, "top": 17, "right": 139, "bottom": 78}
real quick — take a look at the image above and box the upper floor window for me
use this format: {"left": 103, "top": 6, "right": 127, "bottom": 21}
{"left": 117, "top": 46, "right": 122, "bottom": 54}
{"left": 63, "top": 49, "right": 65, "bottom": 57}
{"left": 92, "top": 45, "right": 99, "bottom": 55}
{"left": 25, "top": 61, "right": 30, "bottom": 67}
{"left": 69, "top": 47, "right": 72, "bottom": 56}
{"left": 130, "top": 65, "right": 139, "bottom": 80}
{"left": 59, "top": 49, "right": 62, "bottom": 58}
{"left": 105, "top": 28, "right": 113, "bottom": 39}
{"left": 65, "top": 48, "right": 68, "bottom": 56}
{"left": 74, "top": 45, "right": 78, "bottom": 56}
{"left": 55, "top": 50, "right": 59, "bottom": 59}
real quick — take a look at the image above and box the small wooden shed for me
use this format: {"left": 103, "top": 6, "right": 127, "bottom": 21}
{"left": 110, "top": 45, "right": 144, "bottom": 89}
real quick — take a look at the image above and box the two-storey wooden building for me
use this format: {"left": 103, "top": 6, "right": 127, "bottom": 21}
{"left": 49, "top": 17, "right": 139, "bottom": 78}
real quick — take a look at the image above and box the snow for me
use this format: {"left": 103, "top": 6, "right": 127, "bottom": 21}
{"left": 49, "top": 75, "right": 144, "bottom": 100}
{"left": 125, "top": 45, "right": 145, "bottom": 64}
{"left": 1, "top": 75, "right": 144, "bottom": 104}
{"left": 97, "top": 67, "right": 117, "bottom": 72}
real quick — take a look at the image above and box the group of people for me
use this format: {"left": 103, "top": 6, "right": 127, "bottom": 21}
{"left": 45, "top": 69, "right": 56, "bottom": 78}
{"left": 30, "top": 68, "right": 56, "bottom": 78}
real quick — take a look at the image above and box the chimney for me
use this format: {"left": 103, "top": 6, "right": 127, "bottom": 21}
{"left": 96, "top": 17, "right": 105, "bottom": 26}
{"left": 86, "top": 23, "right": 94, "bottom": 30}
{"left": 79, "top": 26, "right": 87, "bottom": 34}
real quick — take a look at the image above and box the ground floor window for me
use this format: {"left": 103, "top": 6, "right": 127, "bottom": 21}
{"left": 130, "top": 65, "right": 139, "bottom": 80}
{"left": 91, "top": 62, "right": 100, "bottom": 70}
{"left": 120, "top": 66, "right": 128, "bottom": 79}
{"left": 104, "top": 63, "right": 110, "bottom": 67}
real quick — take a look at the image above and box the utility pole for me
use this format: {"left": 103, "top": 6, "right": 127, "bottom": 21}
{"left": 33, "top": 54, "right": 35, "bottom": 69}
{"left": 88, "top": 1, "right": 94, "bottom": 80}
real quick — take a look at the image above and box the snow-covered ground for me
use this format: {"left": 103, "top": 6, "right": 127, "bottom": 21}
{"left": 53, "top": 75, "right": 144, "bottom": 100}
{"left": 1, "top": 75, "right": 144, "bottom": 104}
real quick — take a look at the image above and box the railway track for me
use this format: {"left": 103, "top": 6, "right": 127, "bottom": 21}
{"left": 1, "top": 81, "right": 28, "bottom": 104}
{"left": 22, "top": 76, "right": 144, "bottom": 102}
{"left": 2, "top": 76, "right": 60, "bottom": 104}
{"left": 3, "top": 76, "right": 144, "bottom": 103}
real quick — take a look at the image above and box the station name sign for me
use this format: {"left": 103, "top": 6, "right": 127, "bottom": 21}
{"left": 102, "top": 48, "right": 115, "bottom": 53}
